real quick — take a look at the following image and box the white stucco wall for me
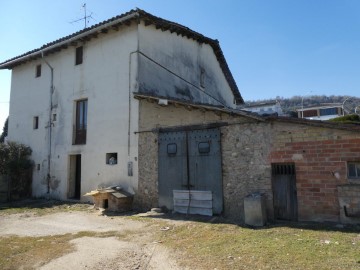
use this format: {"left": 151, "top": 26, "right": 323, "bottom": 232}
{"left": 8, "top": 23, "right": 140, "bottom": 200}
{"left": 8, "top": 20, "right": 238, "bottom": 202}
{"left": 137, "top": 22, "right": 237, "bottom": 108}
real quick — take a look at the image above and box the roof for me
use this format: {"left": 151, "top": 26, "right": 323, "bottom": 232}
{"left": 297, "top": 103, "right": 343, "bottom": 112}
{"left": 266, "top": 116, "right": 360, "bottom": 132}
{"left": 0, "top": 8, "right": 243, "bottom": 104}
{"left": 241, "top": 101, "right": 280, "bottom": 109}
{"left": 133, "top": 92, "right": 263, "bottom": 121}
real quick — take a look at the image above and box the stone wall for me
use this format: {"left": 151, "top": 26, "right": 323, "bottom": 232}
{"left": 269, "top": 121, "right": 360, "bottom": 222}
{"left": 134, "top": 131, "right": 159, "bottom": 210}
{"left": 135, "top": 100, "right": 243, "bottom": 211}
{"left": 221, "top": 122, "right": 273, "bottom": 222}
{"left": 337, "top": 184, "right": 360, "bottom": 224}
{"left": 136, "top": 100, "right": 360, "bottom": 224}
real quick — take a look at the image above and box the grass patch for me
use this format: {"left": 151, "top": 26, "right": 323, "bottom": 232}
{"left": 159, "top": 222, "right": 360, "bottom": 270}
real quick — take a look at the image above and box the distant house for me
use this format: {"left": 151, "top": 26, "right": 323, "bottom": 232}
{"left": 0, "top": 8, "right": 242, "bottom": 202}
{"left": 239, "top": 101, "right": 283, "bottom": 116}
{"left": 297, "top": 103, "right": 344, "bottom": 120}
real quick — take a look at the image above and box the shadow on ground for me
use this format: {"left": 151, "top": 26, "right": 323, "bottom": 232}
{"left": 1, "top": 199, "right": 359, "bottom": 234}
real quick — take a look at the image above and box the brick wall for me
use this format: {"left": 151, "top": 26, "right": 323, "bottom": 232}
{"left": 269, "top": 122, "right": 360, "bottom": 222}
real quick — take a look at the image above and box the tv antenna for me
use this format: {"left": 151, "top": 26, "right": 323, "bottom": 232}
{"left": 70, "top": 3, "right": 95, "bottom": 29}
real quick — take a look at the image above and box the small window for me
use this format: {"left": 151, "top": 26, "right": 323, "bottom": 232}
{"left": 52, "top": 113, "right": 57, "bottom": 122}
{"left": 37, "top": 164, "right": 40, "bottom": 171}
{"left": 198, "top": 142, "right": 210, "bottom": 154}
{"left": 348, "top": 162, "right": 360, "bottom": 179}
{"left": 33, "top": 116, "right": 39, "bottom": 129}
{"left": 75, "top": 46, "right": 83, "bottom": 65}
{"left": 167, "top": 143, "right": 177, "bottom": 155}
{"left": 106, "top": 153, "right": 117, "bottom": 165}
{"left": 35, "top": 64, "right": 41, "bottom": 77}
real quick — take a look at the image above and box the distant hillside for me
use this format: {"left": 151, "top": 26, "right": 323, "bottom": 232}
{"left": 245, "top": 95, "right": 360, "bottom": 115}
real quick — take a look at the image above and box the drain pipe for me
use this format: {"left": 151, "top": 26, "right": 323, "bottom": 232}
{"left": 42, "top": 52, "right": 54, "bottom": 194}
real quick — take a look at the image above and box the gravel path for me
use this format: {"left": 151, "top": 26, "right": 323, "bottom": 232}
{"left": 0, "top": 210, "right": 184, "bottom": 269}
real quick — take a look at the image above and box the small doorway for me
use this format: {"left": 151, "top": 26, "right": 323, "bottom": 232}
{"left": 68, "top": 155, "right": 81, "bottom": 200}
{"left": 272, "top": 163, "right": 298, "bottom": 221}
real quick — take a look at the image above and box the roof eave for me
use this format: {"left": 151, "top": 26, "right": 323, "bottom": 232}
{"left": 0, "top": 11, "right": 140, "bottom": 69}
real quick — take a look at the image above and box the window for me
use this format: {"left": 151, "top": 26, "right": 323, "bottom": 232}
{"left": 348, "top": 162, "right": 360, "bottom": 179}
{"left": 35, "top": 64, "right": 41, "bottom": 77}
{"left": 167, "top": 143, "right": 177, "bottom": 155}
{"left": 106, "top": 153, "right": 117, "bottom": 165}
{"left": 198, "top": 142, "right": 210, "bottom": 154}
{"left": 75, "top": 46, "right": 83, "bottom": 65}
{"left": 33, "top": 116, "right": 39, "bottom": 129}
{"left": 74, "top": 99, "right": 87, "bottom": 144}
{"left": 52, "top": 113, "right": 57, "bottom": 122}
{"left": 320, "top": 107, "right": 338, "bottom": 116}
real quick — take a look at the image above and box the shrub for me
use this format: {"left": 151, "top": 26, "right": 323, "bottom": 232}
{"left": 0, "top": 142, "right": 33, "bottom": 201}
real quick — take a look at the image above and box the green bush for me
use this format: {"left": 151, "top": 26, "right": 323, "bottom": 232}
{"left": 0, "top": 142, "right": 33, "bottom": 201}
{"left": 329, "top": 114, "right": 360, "bottom": 123}
{"left": 0, "top": 142, "right": 33, "bottom": 175}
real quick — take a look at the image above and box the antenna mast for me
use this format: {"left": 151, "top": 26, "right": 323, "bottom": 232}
{"left": 83, "top": 3, "right": 87, "bottom": 28}
{"left": 70, "top": 3, "right": 95, "bottom": 29}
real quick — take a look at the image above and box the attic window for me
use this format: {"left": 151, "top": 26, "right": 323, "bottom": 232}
{"left": 75, "top": 46, "right": 83, "bottom": 65}
{"left": 35, "top": 64, "right": 41, "bottom": 77}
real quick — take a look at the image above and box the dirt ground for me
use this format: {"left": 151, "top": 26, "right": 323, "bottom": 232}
{"left": 0, "top": 204, "right": 188, "bottom": 270}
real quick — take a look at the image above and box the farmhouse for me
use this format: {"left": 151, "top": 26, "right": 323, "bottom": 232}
{"left": 0, "top": 8, "right": 241, "bottom": 201}
{"left": 1, "top": 9, "right": 359, "bottom": 224}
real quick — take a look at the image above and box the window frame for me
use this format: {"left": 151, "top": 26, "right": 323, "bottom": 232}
{"left": 33, "top": 116, "right": 39, "bottom": 129}
{"left": 75, "top": 46, "right": 83, "bottom": 65}
{"left": 35, "top": 64, "right": 41, "bottom": 78}
{"left": 74, "top": 99, "right": 88, "bottom": 145}
{"left": 347, "top": 161, "right": 360, "bottom": 180}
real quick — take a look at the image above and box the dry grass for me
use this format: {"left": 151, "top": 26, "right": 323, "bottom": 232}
{"left": 0, "top": 231, "right": 127, "bottom": 270}
{"left": 0, "top": 199, "right": 92, "bottom": 216}
{"left": 1, "top": 201, "right": 359, "bottom": 270}
{"left": 159, "top": 221, "right": 360, "bottom": 270}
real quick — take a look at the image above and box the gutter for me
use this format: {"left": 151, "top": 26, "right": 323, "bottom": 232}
{"left": 42, "top": 52, "right": 54, "bottom": 194}
{"left": 0, "top": 12, "right": 139, "bottom": 69}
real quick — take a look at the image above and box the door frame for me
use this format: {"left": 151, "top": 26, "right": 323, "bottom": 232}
{"left": 68, "top": 154, "right": 81, "bottom": 200}
{"left": 271, "top": 163, "right": 298, "bottom": 221}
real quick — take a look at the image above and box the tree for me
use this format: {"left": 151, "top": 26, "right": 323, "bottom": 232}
{"left": 0, "top": 117, "right": 8, "bottom": 143}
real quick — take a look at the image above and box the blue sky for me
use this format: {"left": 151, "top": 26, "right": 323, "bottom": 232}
{"left": 1, "top": 0, "right": 359, "bottom": 127}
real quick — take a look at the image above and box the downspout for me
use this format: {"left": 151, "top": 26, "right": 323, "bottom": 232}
{"left": 127, "top": 22, "right": 140, "bottom": 157}
{"left": 41, "top": 52, "right": 54, "bottom": 194}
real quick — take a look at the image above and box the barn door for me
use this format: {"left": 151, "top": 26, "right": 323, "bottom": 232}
{"left": 272, "top": 163, "right": 298, "bottom": 221}
{"left": 158, "top": 131, "right": 187, "bottom": 210}
{"left": 188, "top": 129, "right": 223, "bottom": 213}
{"left": 158, "top": 128, "right": 223, "bottom": 214}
